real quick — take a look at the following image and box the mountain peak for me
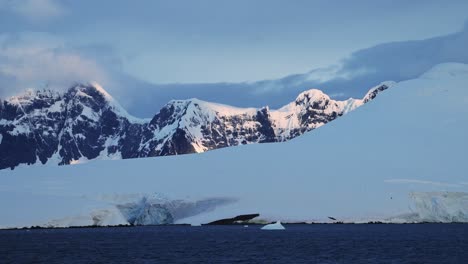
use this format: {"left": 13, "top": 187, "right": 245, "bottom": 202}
{"left": 8, "top": 88, "right": 60, "bottom": 105}
{"left": 295, "top": 89, "right": 329, "bottom": 103}
{"left": 363, "top": 81, "right": 395, "bottom": 103}
{"left": 67, "top": 82, "right": 113, "bottom": 103}
{"left": 66, "top": 82, "right": 147, "bottom": 124}
{"left": 87, "top": 82, "right": 115, "bottom": 102}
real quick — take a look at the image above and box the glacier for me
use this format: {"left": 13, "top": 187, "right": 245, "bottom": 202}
{"left": 409, "top": 192, "right": 468, "bottom": 223}
{"left": 1, "top": 63, "right": 468, "bottom": 228}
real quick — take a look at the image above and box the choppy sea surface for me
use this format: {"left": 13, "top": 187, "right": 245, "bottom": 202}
{"left": 1, "top": 224, "right": 467, "bottom": 263}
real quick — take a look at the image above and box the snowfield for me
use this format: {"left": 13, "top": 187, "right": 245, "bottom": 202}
{"left": 1, "top": 63, "right": 468, "bottom": 228}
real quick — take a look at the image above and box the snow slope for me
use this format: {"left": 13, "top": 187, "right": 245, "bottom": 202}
{"left": 1, "top": 63, "right": 468, "bottom": 227}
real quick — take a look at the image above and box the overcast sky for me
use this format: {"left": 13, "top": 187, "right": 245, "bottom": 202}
{"left": 0, "top": 0, "right": 468, "bottom": 116}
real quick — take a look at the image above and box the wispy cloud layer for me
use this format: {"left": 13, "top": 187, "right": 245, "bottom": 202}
{"left": 384, "top": 179, "right": 462, "bottom": 188}
{"left": 113, "top": 23, "right": 468, "bottom": 117}
{"left": 0, "top": 0, "right": 65, "bottom": 21}
{"left": 0, "top": 32, "right": 110, "bottom": 97}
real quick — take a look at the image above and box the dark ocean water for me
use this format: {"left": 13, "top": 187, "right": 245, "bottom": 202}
{"left": 1, "top": 224, "right": 468, "bottom": 264}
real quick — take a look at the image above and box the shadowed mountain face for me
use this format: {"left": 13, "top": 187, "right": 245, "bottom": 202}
{"left": 0, "top": 82, "right": 392, "bottom": 170}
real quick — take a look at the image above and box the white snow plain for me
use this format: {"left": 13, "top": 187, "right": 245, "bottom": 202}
{"left": 1, "top": 63, "right": 468, "bottom": 228}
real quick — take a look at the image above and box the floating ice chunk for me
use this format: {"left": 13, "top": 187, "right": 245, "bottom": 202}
{"left": 261, "top": 221, "right": 285, "bottom": 230}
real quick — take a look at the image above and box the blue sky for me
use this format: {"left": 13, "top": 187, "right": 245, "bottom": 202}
{"left": 0, "top": 0, "right": 468, "bottom": 116}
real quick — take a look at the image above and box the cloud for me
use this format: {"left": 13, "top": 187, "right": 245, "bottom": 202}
{"left": 0, "top": 0, "right": 65, "bottom": 21}
{"left": 0, "top": 32, "right": 111, "bottom": 98}
{"left": 384, "top": 179, "right": 462, "bottom": 188}
{"left": 118, "top": 22, "right": 468, "bottom": 117}
{"left": 1, "top": 18, "right": 467, "bottom": 118}
{"left": 338, "top": 23, "right": 468, "bottom": 81}
{"left": 314, "top": 22, "right": 468, "bottom": 98}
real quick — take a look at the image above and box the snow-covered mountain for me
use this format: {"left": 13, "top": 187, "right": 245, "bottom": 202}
{"left": 1, "top": 63, "right": 467, "bottom": 228}
{"left": 0, "top": 81, "right": 392, "bottom": 170}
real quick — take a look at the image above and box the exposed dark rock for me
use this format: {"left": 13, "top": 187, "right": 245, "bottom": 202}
{"left": 207, "top": 214, "right": 260, "bottom": 225}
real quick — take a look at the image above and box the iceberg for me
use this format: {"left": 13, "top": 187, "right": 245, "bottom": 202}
{"left": 261, "top": 221, "right": 285, "bottom": 230}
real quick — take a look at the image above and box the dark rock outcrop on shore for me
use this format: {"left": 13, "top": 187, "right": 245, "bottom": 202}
{"left": 207, "top": 214, "right": 260, "bottom": 225}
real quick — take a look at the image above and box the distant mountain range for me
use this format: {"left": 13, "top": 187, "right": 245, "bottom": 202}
{"left": 0, "top": 81, "right": 393, "bottom": 170}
